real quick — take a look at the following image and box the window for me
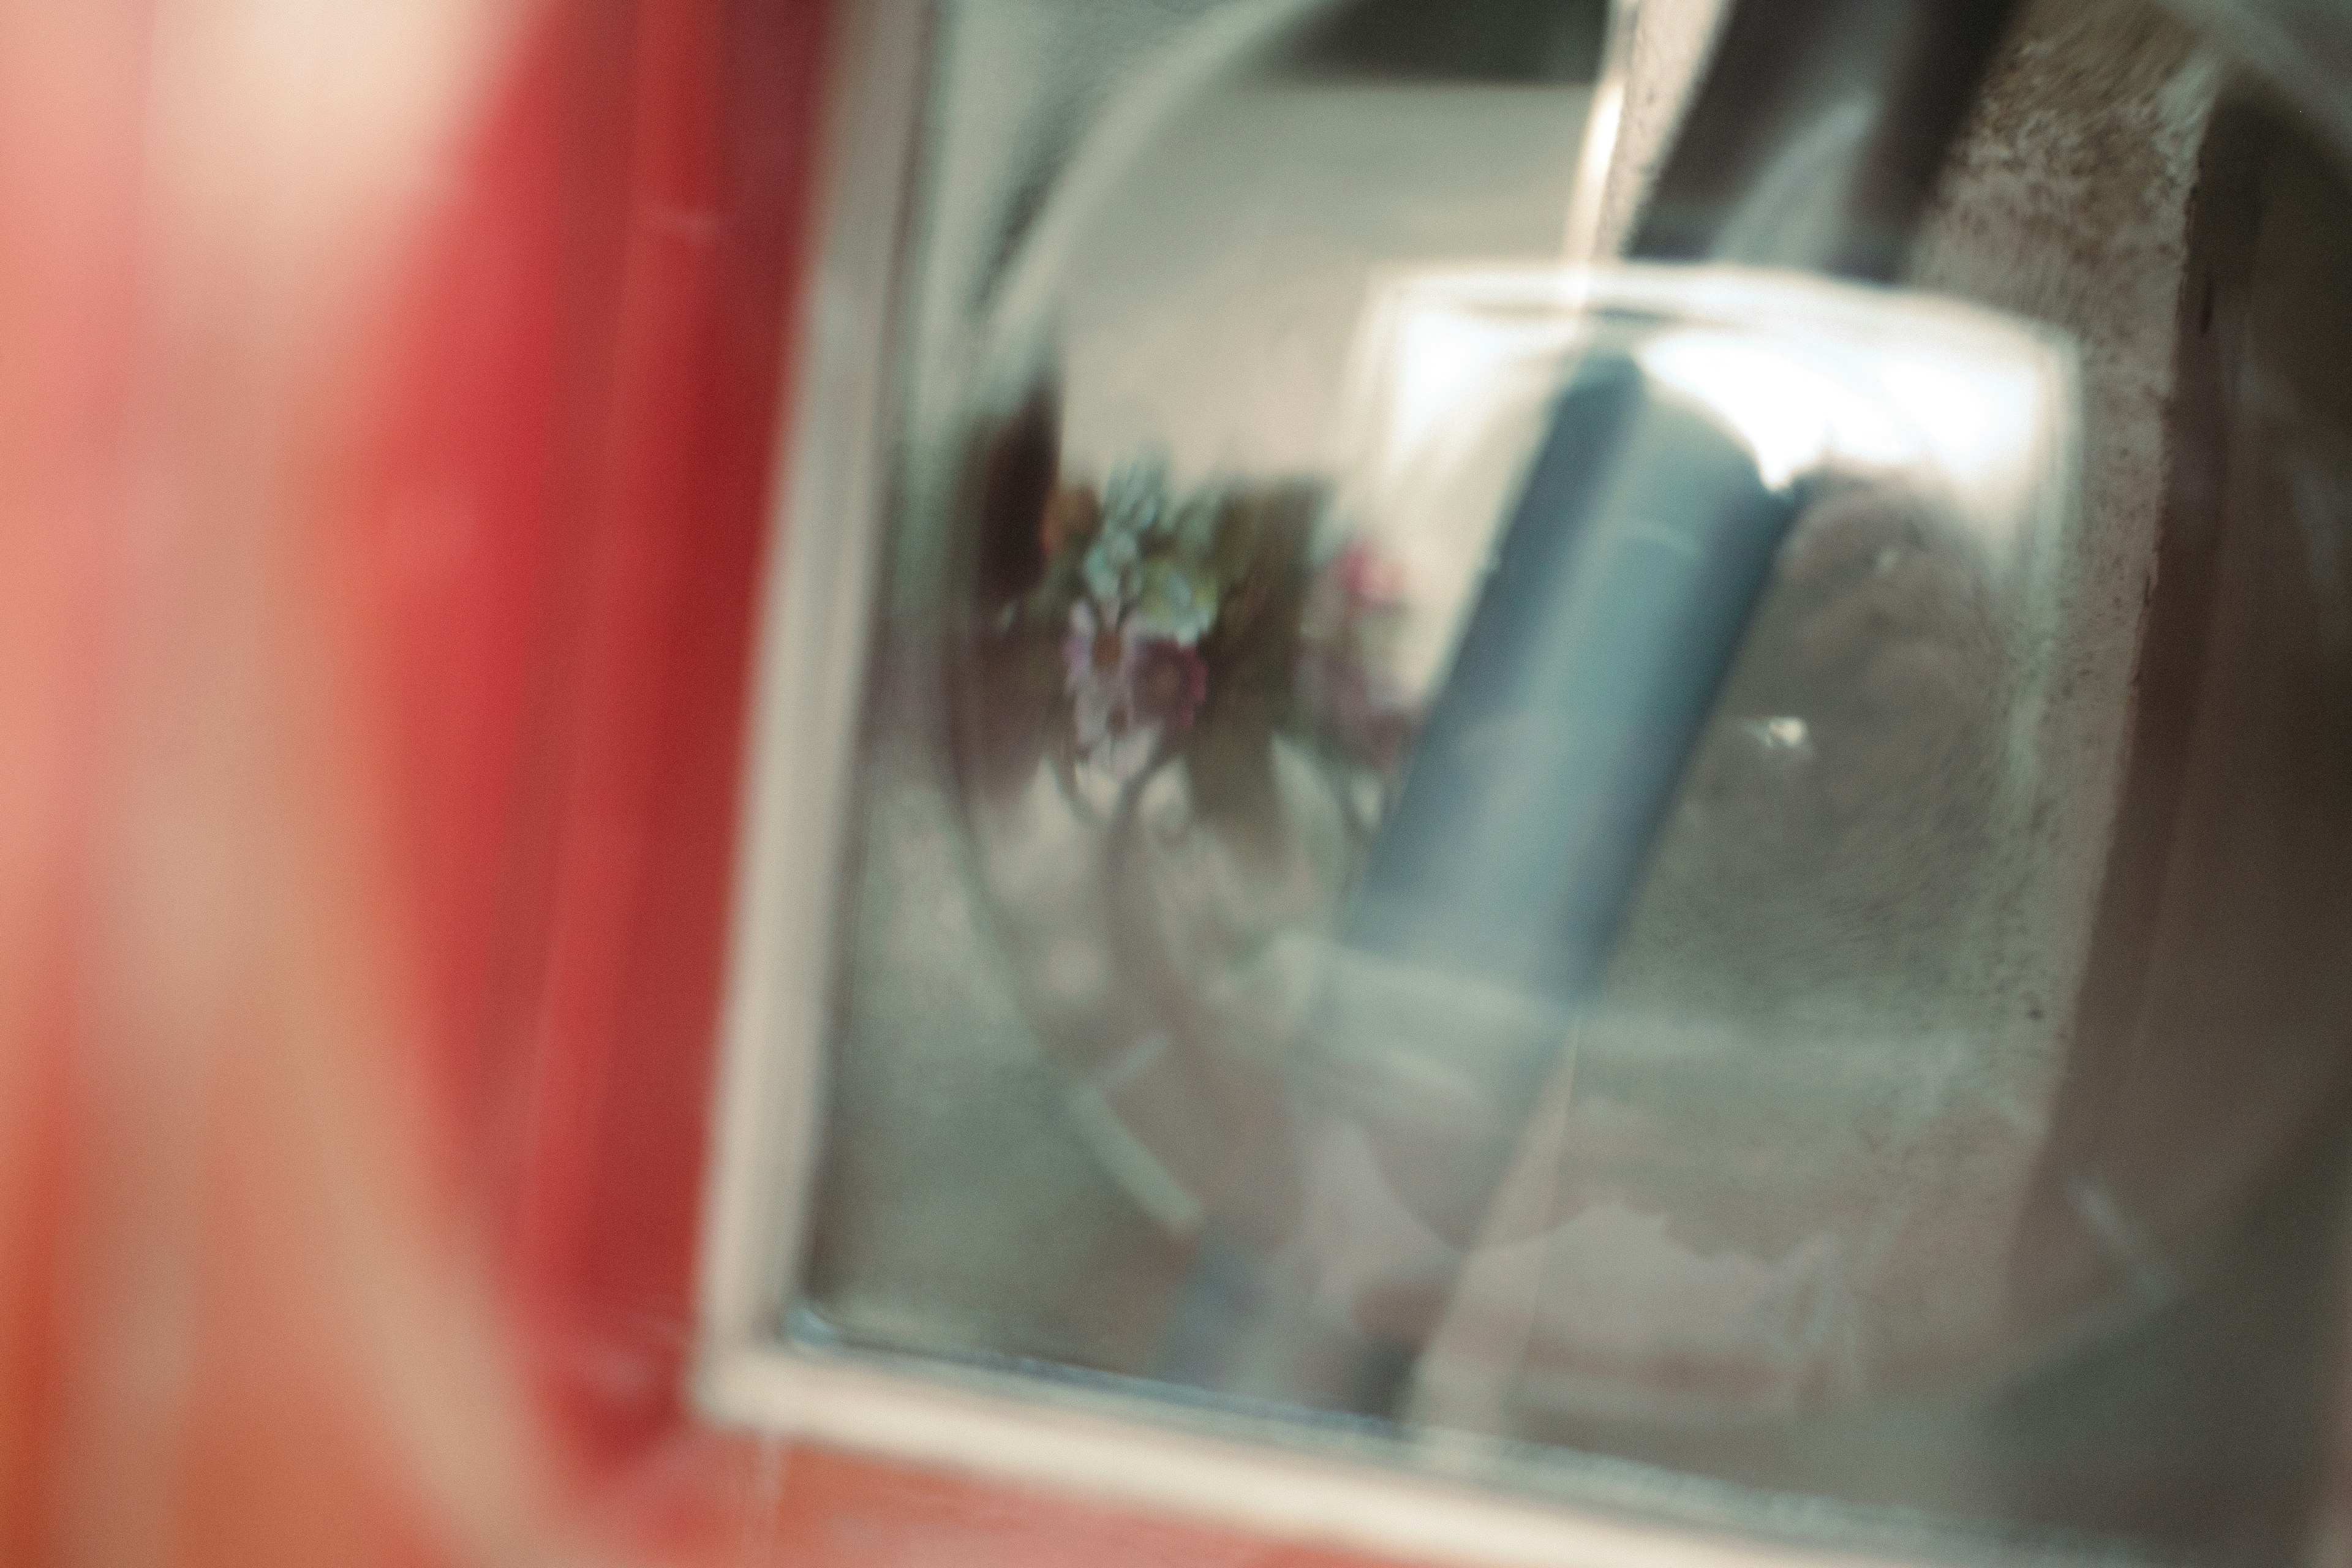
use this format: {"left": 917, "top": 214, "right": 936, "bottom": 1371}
{"left": 699, "top": 2, "right": 2352, "bottom": 1563}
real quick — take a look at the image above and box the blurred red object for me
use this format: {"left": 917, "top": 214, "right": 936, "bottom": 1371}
{"left": 1, "top": 0, "right": 822, "bottom": 1556}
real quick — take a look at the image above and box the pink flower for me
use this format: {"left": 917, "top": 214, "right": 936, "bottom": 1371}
{"left": 1063, "top": 600, "right": 1208, "bottom": 783}
{"left": 1298, "top": 540, "right": 1415, "bottom": 771}
{"left": 1330, "top": 538, "right": 1406, "bottom": 610}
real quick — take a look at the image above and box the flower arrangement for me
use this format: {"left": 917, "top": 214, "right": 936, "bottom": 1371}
{"left": 1050, "top": 464, "right": 1222, "bottom": 783}
{"left": 994, "top": 458, "right": 1414, "bottom": 852}
{"left": 946, "top": 437, "right": 1423, "bottom": 1127}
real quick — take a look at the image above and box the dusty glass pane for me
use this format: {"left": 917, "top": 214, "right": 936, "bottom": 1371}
{"left": 785, "top": 1, "right": 2352, "bottom": 1561}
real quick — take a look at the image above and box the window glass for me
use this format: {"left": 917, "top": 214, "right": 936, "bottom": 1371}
{"left": 774, "top": 3, "right": 2352, "bottom": 1562}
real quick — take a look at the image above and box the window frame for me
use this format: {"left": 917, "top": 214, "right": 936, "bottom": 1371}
{"left": 687, "top": 5, "right": 2212, "bottom": 1566}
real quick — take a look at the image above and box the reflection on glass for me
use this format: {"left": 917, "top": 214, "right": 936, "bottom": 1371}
{"left": 948, "top": 266, "right": 2078, "bottom": 1425}
{"left": 790, "top": 0, "right": 2352, "bottom": 1562}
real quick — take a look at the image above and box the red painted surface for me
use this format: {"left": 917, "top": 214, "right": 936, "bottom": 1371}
{"left": 0, "top": 10, "right": 148, "bottom": 1561}
{"left": 615, "top": 1433, "right": 1426, "bottom": 1568}
{"left": 363, "top": 0, "right": 817, "bottom": 1469}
